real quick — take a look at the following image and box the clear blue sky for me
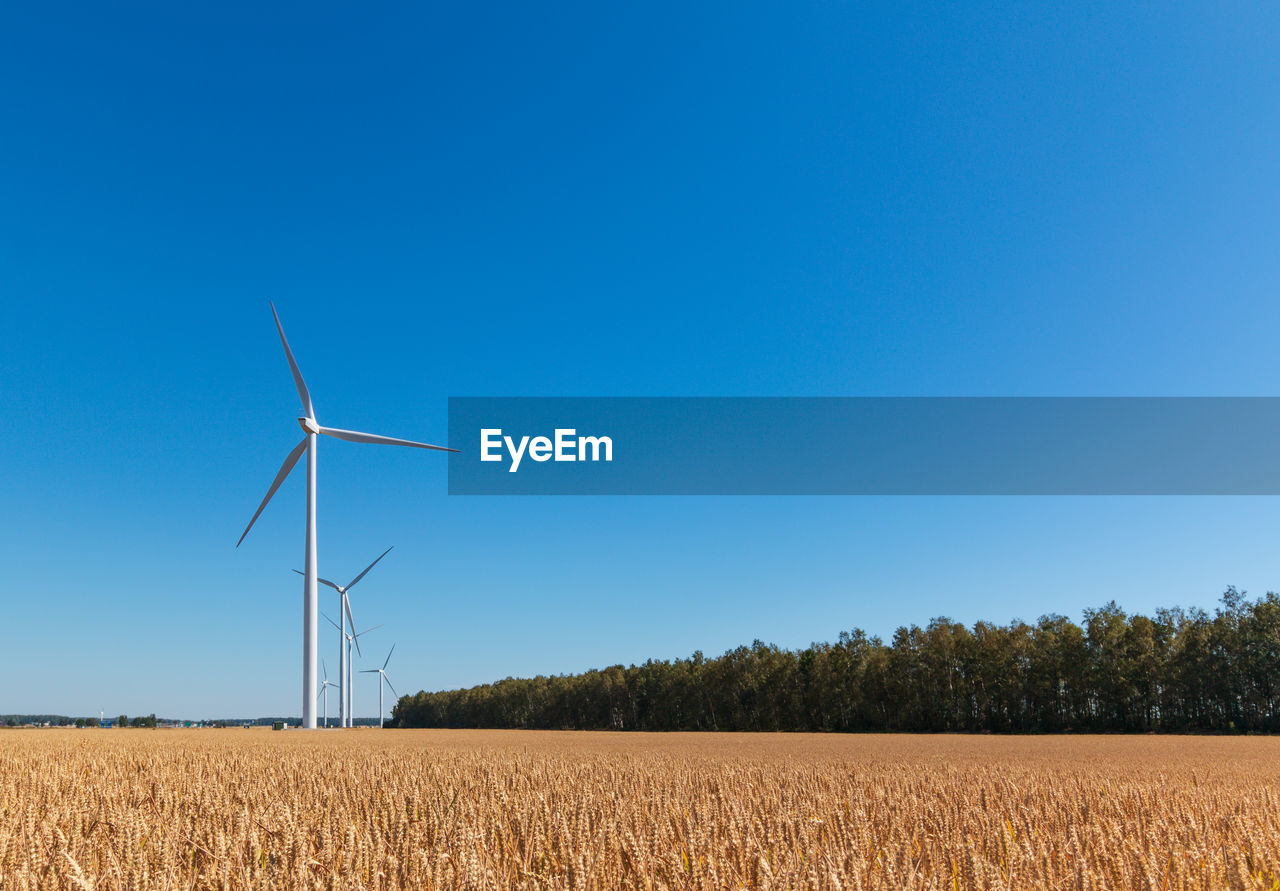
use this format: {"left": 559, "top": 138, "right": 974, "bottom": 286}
{"left": 2, "top": 3, "right": 1279, "bottom": 719}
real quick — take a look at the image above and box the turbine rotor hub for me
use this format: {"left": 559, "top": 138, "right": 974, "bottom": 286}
{"left": 298, "top": 417, "right": 320, "bottom": 435}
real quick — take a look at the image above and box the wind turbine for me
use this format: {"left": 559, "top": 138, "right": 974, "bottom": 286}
{"left": 236, "top": 303, "right": 456, "bottom": 729}
{"left": 323, "top": 613, "right": 381, "bottom": 727}
{"left": 293, "top": 546, "right": 393, "bottom": 729}
{"left": 319, "top": 660, "right": 338, "bottom": 727}
{"left": 361, "top": 644, "right": 398, "bottom": 729}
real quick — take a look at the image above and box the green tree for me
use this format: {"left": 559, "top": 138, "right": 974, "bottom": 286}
{"left": 391, "top": 590, "right": 1280, "bottom": 735}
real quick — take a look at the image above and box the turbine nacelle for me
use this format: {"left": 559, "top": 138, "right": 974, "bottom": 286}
{"left": 298, "top": 416, "right": 321, "bottom": 435}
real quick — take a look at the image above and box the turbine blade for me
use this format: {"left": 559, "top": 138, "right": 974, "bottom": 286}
{"left": 384, "top": 675, "right": 398, "bottom": 698}
{"left": 237, "top": 438, "right": 308, "bottom": 547}
{"left": 318, "top": 426, "right": 457, "bottom": 452}
{"left": 270, "top": 302, "right": 314, "bottom": 419}
{"left": 322, "top": 612, "right": 342, "bottom": 633}
{"left": 355, "top": 624, "right": 383, "bottom": 638}
{"left": 343, "top": 594, "right": 361, "bottom": 658}
{"left": 322, "top": 659, "right": 328, "bottom": 681}
{"left": 359, "top": 669, "right": 378, "bottom": 673}
{"left": 383, "top": 643, "right": 395, "bottom": 671}
{"left": 346, "top": 546, "right": 394, "bottom": 590}
{"left": 296, "top": 570, "right": 342, "bottom": 591}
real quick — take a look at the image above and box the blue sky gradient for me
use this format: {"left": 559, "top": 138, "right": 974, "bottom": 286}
{"left": 2, "top": 2, "right": 1279, "bottom": 718}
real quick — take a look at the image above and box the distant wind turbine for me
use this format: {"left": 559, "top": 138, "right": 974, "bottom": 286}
{"left": 319, "top": 660, "right": 339, "bottom": 728}
{"left": 361, "top": 644, "right": 399, "bottom": 729}
{"left": 237, "top": 303, "right": 456, "bottom": 729}
{"left": 324, "top": 613, "right": 381, "bottom": 727}
{"left": 294, "top": 546, "right": 393, "bottom": 728}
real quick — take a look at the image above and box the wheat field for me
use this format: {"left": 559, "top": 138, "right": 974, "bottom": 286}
{"left": 1, "top": 729, "right": 1279, "bottom": 889}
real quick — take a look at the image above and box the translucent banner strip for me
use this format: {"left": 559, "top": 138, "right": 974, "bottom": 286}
{"left": 446, "top": 397, "right": 1280, "bottom": 495}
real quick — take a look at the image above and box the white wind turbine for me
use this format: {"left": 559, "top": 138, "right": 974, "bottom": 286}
{"left": 294, "top": 546, "right": 394, "bottom": 728}
{"left": 324, "top": 613, "right": 381, "bottom": 727}
{"left": 319, "top": 661, "right": 338, "bottom": 728}
{"left": 361, "top": 644, "right": 398, "bottom": 729}
{"left": 237, "top": 303, "right": 456, "bottom": 729}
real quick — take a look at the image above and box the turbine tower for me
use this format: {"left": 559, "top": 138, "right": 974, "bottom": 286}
{"left": 319, "top": 660, "right": 338, "bottom": 727}
{"left": 294, "top": 546, "right": 393, "bottom": 728}
{"left": 324, "top": 613, "right": 381, "bottom": 726}
{"left": 361, "top": 644, "right": 398, "bottom": 729}
{"left": 237, "top": 303, "right": 456, "bottom": 729}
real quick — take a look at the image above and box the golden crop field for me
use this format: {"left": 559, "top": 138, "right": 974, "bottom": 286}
{"left": 1, "top": 729, "right": 1279, "bottom": 889}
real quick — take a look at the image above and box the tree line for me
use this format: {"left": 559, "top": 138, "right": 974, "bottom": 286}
{"left": 392, "top": 588, "right": 1280, "bottom": 733}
